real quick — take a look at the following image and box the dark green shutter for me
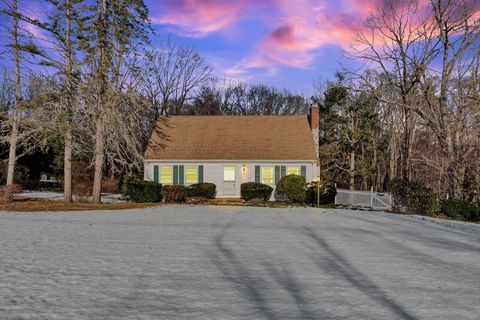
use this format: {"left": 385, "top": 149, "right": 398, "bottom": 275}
{"left": 255, "top": 166, "right": 260, "bottom": 183}
{"left": 173, "top": 165, "right": 179, "bottom": 185}
{"left": 275, "top": 166, "right": 280, "bottom": 184}
{"left": 198, "top": 165, "right": 203, "bottom": 183}
{"left": 153, "top": 165, "right": 159, "bottom": 183}
{"left": 179, "top": 165, "right": 184, "bottom": 185}
{"left": 281, "top": 166, "right": 286, "bottom": 177}
{"left": 301, "top": 165, "right": 307, "bottom": 179}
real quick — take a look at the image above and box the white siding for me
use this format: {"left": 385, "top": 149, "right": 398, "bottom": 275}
{"left": 144, "top": 160, "right": 319, "bottom": 200}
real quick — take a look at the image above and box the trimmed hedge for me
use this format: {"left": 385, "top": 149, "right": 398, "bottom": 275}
{"left": 276, "top": 174, "right": 307, "bottom": 203}
{"left": 163, "top": 185, "right": 188, "bottom": 203}
{"left": 241, "top": 182, "right": 273, "bottom": 201}
{"left": 307, "top": 181, "right": 337, "bottom": 205}
{"left": 188, "top": 183, "right": 216, "bottom": 199}
{"left": 124, "top": 180, "right": 162, "bottom": 202}
{"left": 441, "top": 199, "right": 480, "bottom": 222}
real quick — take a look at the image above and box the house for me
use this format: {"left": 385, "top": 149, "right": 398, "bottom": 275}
{"left": 144, "top": 105, "right": 320, "bottom": 199}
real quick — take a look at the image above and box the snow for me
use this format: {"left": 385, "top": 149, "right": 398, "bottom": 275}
{"left": 0, "top": 207, "right": 479, "bottom": 319}
{"left": 17, "top": 190, "right": 127, "bottom": 202}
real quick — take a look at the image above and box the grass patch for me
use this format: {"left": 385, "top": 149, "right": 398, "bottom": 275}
{"left": 0, "top": 197, "right": 158, "bottom": 212}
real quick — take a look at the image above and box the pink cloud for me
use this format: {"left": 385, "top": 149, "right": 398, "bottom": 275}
{"left": 252, "top": 2, "right": 364, "bottom": 69}
{"left": 149, "top": 0, "right": 250, "bottom": 37}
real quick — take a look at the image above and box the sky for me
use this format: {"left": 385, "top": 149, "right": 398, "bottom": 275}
{"left": 145, "top": 0, "right": 375, "bottom": 94}
{"left": 0, "top": 0, "right": 405, "bottom": 94}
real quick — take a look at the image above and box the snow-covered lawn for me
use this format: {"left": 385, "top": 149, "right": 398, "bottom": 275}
{"left": 17, "top": 190, "right": 126, "bottom": 202}
{"left": 1, "top": 207, "right": 479, "bottom": 319}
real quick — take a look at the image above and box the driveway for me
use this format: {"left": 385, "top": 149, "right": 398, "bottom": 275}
{"left": 1, "top": 206, "right": 479, "bottom": 319}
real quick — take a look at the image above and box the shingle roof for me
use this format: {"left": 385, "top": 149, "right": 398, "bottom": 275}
{"left": 145, "top": 115, "right": 318, "bottom": 161}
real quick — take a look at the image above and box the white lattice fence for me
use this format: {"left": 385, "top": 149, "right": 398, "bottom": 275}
{"left": 335, "top": 188, "right": 392, "bottom": 210}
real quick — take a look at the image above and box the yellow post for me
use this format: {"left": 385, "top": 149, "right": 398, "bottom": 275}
{"left": 315, "top": 177, "right": 321, "bottom": 208}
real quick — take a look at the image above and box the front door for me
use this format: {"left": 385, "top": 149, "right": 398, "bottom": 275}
{"left": 223, "top": 166, "right": 236, "bottom": 196}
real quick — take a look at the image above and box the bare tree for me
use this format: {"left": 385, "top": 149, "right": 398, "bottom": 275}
{"left": 348, "top": 0, "right": 427, "bottom": 181}
{"left": 4, "top": 0, "right": 22, "bottom": 185}
{"left": 348, "top": 0, "right": 480, "bottom": 198}
{"left": 143, "top": 38, "right": 213, "bottom": 117}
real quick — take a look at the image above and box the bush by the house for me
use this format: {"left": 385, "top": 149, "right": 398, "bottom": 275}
{"left": 124, "top": 180, "right": 162, "bottom": 202}
{"left": 188, "top": 183, "right": 216, "bottom": 199}
{"left": 389, "top": 179, "right": 440, "bottom": 214}
{"left": 241, "top": 182, "right": 273, "bottom": 201}
{"left": 307, "top": 181, "right": 337, "bottom": 205}
{"left": 120, "top": 174, "right": 143, "bottom": 195}
{"left": 441, "top": 199, "right": 480, "bottom": 222}
{"left": 276, "top": 174, "right": 307, "bottom": 203}
{"left": 163, "top": 185, "right": 188, "bottom": 203}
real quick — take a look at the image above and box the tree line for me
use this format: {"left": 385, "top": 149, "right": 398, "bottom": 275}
{"left": 1, "top": 0, "right": 479, "bottom": 204}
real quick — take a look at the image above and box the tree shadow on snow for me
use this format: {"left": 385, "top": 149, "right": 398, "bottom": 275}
{"left": 208, "top": 221, "right": 333, "bottom": 320}
{"left": 300, "top": 225, "right": 419, "bottom": 320}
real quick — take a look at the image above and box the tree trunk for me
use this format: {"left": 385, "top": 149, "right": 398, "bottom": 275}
{"left": 92, "top": 116, "right": 104, "bottom": 203}
{"left": 64, "top": 0, "right": 73, "bottom": 202}
{"left": 92, "top": 0, "right": 107, "bottom": 203}
{"left": 445, "top": 135, "right": 457, "bottom": 199}
{"left": 6, "top": 111, "right": 19, "bottom": 185}
{"left": 349, "top": 148, "right": 355, "bottom": 190}
{"left": 401, "top": 108, "right": 410, "bottom": 181}
{"left": 6, "top": 0, "right": 21, "bottom": 186}
{"left": 372, "top": 139, "right": 378, "bottom": 190}
{"left": 64, "top": 128, "right": 72, "bottom": 201}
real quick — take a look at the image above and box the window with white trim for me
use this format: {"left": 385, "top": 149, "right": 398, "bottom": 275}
{"left": 287, "top": 166, "right": 300, "bottom": 175}
{"left": 185, "top": 166, "right": 198, "bottom": 184}
{"left": 160, "top": 166, "right": 173, "bottom": 184}
{"left": 261, "top": 167, "right": 274, "bottom": 184}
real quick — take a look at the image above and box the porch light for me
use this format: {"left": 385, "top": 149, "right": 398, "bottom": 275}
{"left": 242, "top": 165, "right": 247, "bottom": 175}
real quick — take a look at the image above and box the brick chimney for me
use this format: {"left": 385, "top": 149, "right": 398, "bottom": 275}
{"left": 308, "top": 104, "right": 319, "bottom": 158}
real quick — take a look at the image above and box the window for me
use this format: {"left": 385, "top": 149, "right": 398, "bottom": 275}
{"left": 224, "top": 166, "right": 235, "bottom": 181}
{"left": 160, "top": 166, "right": 173, "bottom": 184}
{"left": 287, "top": 166, "right": 300, "bottom": 175}
{"left": 261, "top": 167, "right": 274, "bottom": 184}
{"left": 185, "top": 166, "right": 198, "bottom": 184}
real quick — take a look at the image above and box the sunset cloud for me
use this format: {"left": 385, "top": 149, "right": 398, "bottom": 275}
{"left": 148, "top": 0, "right": 250, "bottom": 37}
{"left": 149, "top": 0, "right": 371, "bottom": 68}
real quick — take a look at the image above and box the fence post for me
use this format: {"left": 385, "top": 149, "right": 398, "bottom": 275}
{"left": 370, "top": 187, "right": 374, "bottom": 208}
{"left": 334, "top": 183, "right": 337, "bottom": 205}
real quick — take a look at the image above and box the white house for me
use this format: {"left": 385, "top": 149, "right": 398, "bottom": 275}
{"left": 144, "top": 105, "right": 320, "bottom": 199}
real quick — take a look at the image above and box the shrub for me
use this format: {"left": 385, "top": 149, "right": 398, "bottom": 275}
{"left": 163, "top": 185, "right": 188, "bottom": 203}
{"left": 73, "top": 182, "right": 93, "bottom": 202}
{"left": 124, "top": 180, "right": 162, "bottom": 202}
{"left": 441, "top": 199, "right": 480, "bottom": 222}
{"left": 0, "top": 160, "right": 29, "bottom": 185}
{"left": 241, "top": 182, "right": 273, "bottom": 201}
{"left": 276, "top": 174, "right": 307, "bottom": 203}
{"left": 102, "top": 176, "right": 119, "bottom": 193}
{"left": 389, "top": 179, "right": 440, "bottom": 214}
{"left": 120, "top": 175, "right": 139, "bottom": 195}
{"left": 307, "top": 181, "right": 337, "bottom": 205}
{"left": 414, "top": 189, "right": 441, "bottom": 215}
{"left": 188, "top": 183, "right": 216, "bottom": 199}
